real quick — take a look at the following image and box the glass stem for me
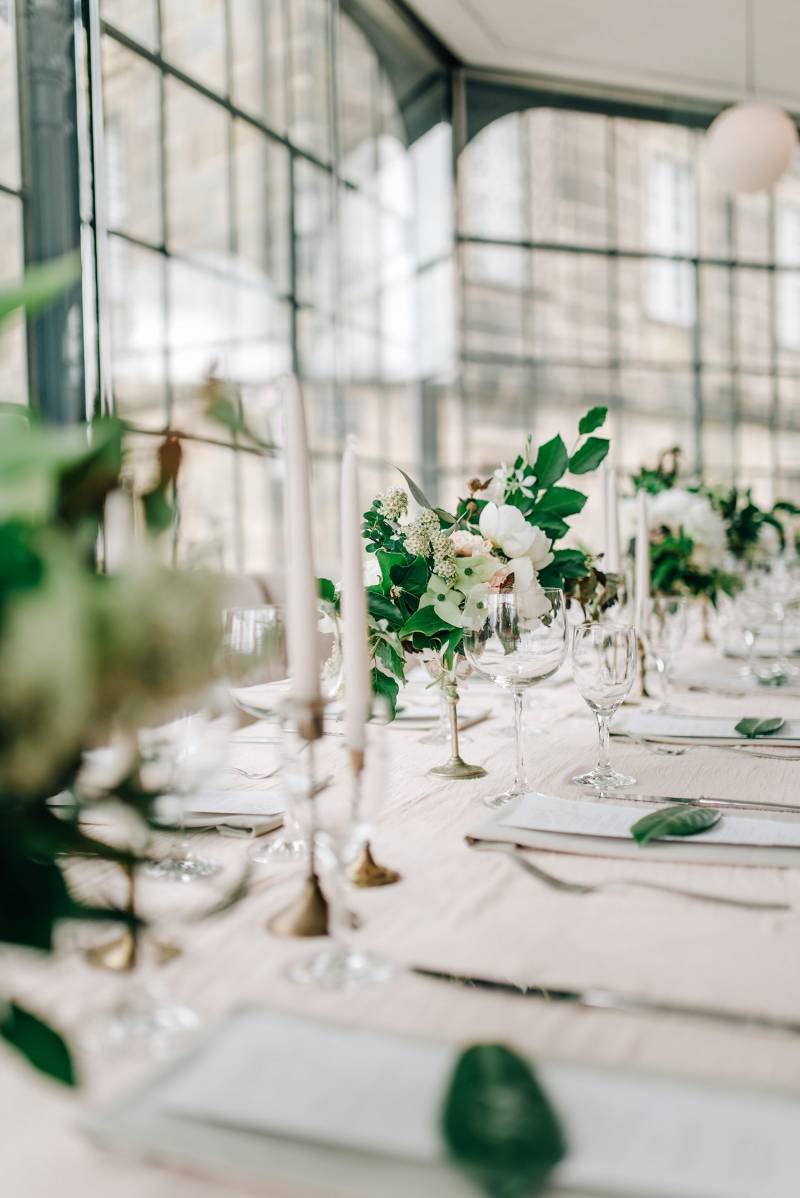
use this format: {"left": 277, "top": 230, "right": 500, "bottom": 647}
{"left": 777, "top": 609, "right": 787, "bottom": 675}
{"left": 595, "top": 711, "right": 611, "bottom": 773}
{"left": 512, "top": 689, "right": 527, "bottom": 793}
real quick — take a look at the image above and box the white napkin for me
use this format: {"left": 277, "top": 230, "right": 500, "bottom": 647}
{"left": 157, "top": 791, "right": 286, "bottom": 818}
{"left": 495, "top": 792, "right": 800, "bottom": 848}
{"left": 393, "top": 702, "right": 491, "bottom": 729}
{"left": 89, "top": 1005, "right": 800, "bottom": 1198}
{"left": 615, "top": 711, "right": 800, "bottom": 746}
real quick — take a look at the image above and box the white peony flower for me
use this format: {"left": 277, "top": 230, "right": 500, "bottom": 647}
{"left": 648, "top": 488, "right": 727, "bottom": 570}
{"left": 479, "top": 502, "right": 554, "bottom": 569}
{"left": 449, "top": 529, "right": 493, "bottom": 557}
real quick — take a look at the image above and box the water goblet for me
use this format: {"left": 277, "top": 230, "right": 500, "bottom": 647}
{"left": 641, "top": 596, "right": 688, "bottom": 710}
{"left": 462, "top": 586, "right": 567, "bottom": 809}
{"left": 571, "top": 621, "right": 637, "bottom": 791}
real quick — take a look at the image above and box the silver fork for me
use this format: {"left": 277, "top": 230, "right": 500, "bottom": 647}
{"left": 470, "top": 842, "right": 790, "bottom": 911}
{"left": 623, "top": 734, "right": 800, "bottom": 762}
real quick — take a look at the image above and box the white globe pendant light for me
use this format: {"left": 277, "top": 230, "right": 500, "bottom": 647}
{"left": 704, "top": 0, "right": 798, "bottom": 193}
{"left": 705, "top": 102, "right": 797, "bottom": 193}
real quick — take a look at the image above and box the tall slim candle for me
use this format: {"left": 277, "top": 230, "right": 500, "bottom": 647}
{"left": 601, "top": 465, "right": 621, "bottom": 576}
{"left": 283, "top": 378, "right": 320, "bottom": 704}
{"left": 340, "top": 440, "right": 371, "bottom": 757}
{"left": 634, "top": 489, "right": 650, "bottom": 628}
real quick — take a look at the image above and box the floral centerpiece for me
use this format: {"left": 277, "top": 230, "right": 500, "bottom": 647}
{"left": 700, "top": 483, "right": 798, "bottom": 568}
{"left": 347, "top": 407, "right": 615, "bottom": 714}
{"left": 630, "top": 449, "right": 739, "bottom": 606}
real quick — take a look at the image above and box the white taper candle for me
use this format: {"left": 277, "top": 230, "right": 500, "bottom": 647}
{"left": 634, "top": 489, "right": 650, "bottom": 629}
{"left": 340, "top": 439, "right": 371, "bottom": 755}
{"left": 283, "top": 377, "right": 321, "bottom": 704}
{"left": 604, "top": 466, "right": 621, "bottom": 576}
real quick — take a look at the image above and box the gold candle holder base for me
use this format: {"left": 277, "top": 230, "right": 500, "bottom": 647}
{"left": 637, "top": 632, "right": 650, "bottom": 698}
{"left": 267, "top": 871, "right": 330, "bottom": 937}
{"left": 85, "top": 932, "right": 181, "bottom": 973}
{"left": 348, "top": 841, "right": 401, "bottom": 887}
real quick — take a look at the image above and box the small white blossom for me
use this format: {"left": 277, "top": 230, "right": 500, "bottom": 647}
{"left": 377, "top": 487, "right": 408, "bottom": 521}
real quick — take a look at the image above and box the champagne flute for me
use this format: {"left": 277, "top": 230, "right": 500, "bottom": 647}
{"left": 462, "top": 586, "right": 567, "bottom": 809}
{"left": 572, "top": 621, "right": 637, "bottom": 791}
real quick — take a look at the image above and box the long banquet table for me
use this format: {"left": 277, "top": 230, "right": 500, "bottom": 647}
{"left": 5, "top": 649, "right": 800, "bottom": 1196}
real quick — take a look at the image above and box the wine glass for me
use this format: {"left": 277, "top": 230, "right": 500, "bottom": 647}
{"left": 751, "top": 560, "right": 800, "bottom": 682}
{"left": 462, "top": 586, "right": 567, "bottom": 809}
{"left": 640, "top": 596, "right": 688, "bottom": 710}
{"left": 572, "top": 621, "right": 637, "bottom": 791}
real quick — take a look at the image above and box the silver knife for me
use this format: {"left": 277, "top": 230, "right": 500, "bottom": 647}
{"left": 412, "top": 967, "right": 800, "bottom": 1037}
{"left": 613, "top": 792, "right": 800, "bottom": 818}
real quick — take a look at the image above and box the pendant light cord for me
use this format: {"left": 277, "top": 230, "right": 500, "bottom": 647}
{"left": 745, "top": 0, "right": 755, "bottom": 98}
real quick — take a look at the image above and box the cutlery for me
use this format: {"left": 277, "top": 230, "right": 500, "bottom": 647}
{"left": 577, "top": 789, "right": 800, "bottom": 818}
{"left": 469, "top": 842, "right": 789, "bottom": 911}
{"left": 411, "top": 967, "right": 800, "bottom": 1037}
{"left": 231, "top": 765, "right": 281, "bottom": 781}
{"left": 623, "top": 734, "right": 800, "bottom": 761}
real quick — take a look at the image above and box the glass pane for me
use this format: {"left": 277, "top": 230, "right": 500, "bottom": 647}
{"left": 162, "top": 0, "right": 227, "bottom": 94}
{"left": 617, "top": 258, "right": 694, "bottom": 364}
{"left": 617, "top": 367, "right": 696, "bottom": 471}
{"left": 294, "top": 158, "right": 336, "bottom": 313}
{"left": 698, "top": 134, "right": 730, "bottom": 258}
{"left": 531, "top": 249, "right": 610, "bottom": 363}
{"left": 735, "top": 268, "right": 771, "bottom": 369}
{"left": 108, "top": 236, "right": 166, "bottom": 427}
{"left": 101, "top": 0, "right": 159, "bottom": 50}
{"left": 735, "top": 192, "right": 770, "bottom": 263}
{"left": 289, "top": 0, "right": 331, "bottom": 161}
{"left": 102, "top": 39, "right": 163, "bottom": 244}
{"left": 459, "top": 112, "right": 525, "bottom": 239}
{"left": 738, "top": 371, "right": 774, "bottom": 424}
{"left": 174, "top": 441, "right": 237, "bottom": 569}
{"left": 167, "top": 258, "right": 234, "bottom": 393}
{"left": 165, "top": 79, "right": 230, "bottom": 258}
{"left": 0, "top": 193, "right": 25, "bottom": 403}
{"left": 702, "top": 370, "right": 735, "bottom": 481}
{"left": 338, "top": 12, "right": 379, "bottom": 188}
{"left": 529, "top": 109, "right": 609, "bottom": 247}
{"left": 0, "top": 3, "right": 20, "bottom": 190}
{"left": 229, "top": 0, "right": 287, "bottom": 131}
{"left": 699, "top": 265, "right": 732, "bottom": 366}
{"left": 233, "top": 122, "right": 290, "bottom": 296}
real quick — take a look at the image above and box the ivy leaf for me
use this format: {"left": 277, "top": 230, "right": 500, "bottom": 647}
{"left": 371, "top": 667, "right": 399, "bottom": 717}
{"left": 578, "top": 406, "right": 607, "bottom": 435}
{"left": 366, "top": 590, "right": 403, "bottom": 627}
{"left": 396, "top": 467, "right": 434, "bottom": 511}
{"left": 398, "top": 605, "right": 460, "bottom": 639}
{"left": 529, "top": 486, "right": 587, "bottom": 520}
{"left": 375, "top": 637, "right": 405, "bottom": 680}
{"left": 530, "top": 515, "right": 569, "bottom": 540}
{"left": 392, "top": 554, "right": 428, "bottom": 596}
{"left": 533, "top": 435, "right": 568, "bottom": 489}
{"left": 569, "top": 436, "right": 609, "bottom": 475}
{"left": 734, "top": 716, "right": 785, "bottom": 739}
{"left": 0, "top": 1003, "right": 76, "bottom": 1087}
{"left": 375, "top": 550, "right": 407, "bottom": 590}
{"left": 631, "top": 804, "right": 721, "bottom": 847}
{"left": 442, "top": 1043, "right": 566, "bottom": 1198}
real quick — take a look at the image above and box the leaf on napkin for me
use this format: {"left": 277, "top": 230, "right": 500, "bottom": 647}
{"left": 442, "top": 1043, "right": 566, "bottom": 1198}
{"left": 631, "top": 804, "right": 721, "bottom": 847}
{"left": 734, "top": 716, "right": 786, "bottom": 739}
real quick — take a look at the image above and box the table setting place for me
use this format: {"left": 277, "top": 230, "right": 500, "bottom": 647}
{"left": 10, "top": 392, "right": 800, "bottom": 1198}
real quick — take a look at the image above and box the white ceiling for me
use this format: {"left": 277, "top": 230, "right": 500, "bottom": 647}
{"left": 405, "top": 0, "right": 800, "bottom": 112}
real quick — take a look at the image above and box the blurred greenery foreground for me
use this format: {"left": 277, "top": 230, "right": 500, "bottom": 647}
{"left": 0, "top": 259, "right": 566, "bottom": 1198}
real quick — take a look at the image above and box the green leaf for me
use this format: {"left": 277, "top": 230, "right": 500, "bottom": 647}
{"left": 396, "top": 467, "right": 434, "bottom": 511}
{"left": 0, "top": 252, "right": 81, "bottom": 325}
{"left": 578, "top": 406, "right": 607, "bottom": 435}
{"left": 367, "top": 590, "right": 403, "bottom": 627}
{"left": 530, "top": 515, "right": 569, "bottom": 540}
{"left": 0, "top": 1003, "right": 76, "bottom": 1087}
{"left": 375, "top": 637, "right": 404, "bottom": 679}
{"left": 533, "top": 435, "right": 568, "bottom": 489}
{"left": 442, "top": 1044, "right": 566, "bottom": 1198}
{"left": 398, "top": 604, "right": 460, "bottom": 638}
{"left": 376, "top": 550, "right": 407, "bottom": 589}
{"left": 568, "top": 436, "right": 609, "bottom": 475}
{"left": 318, "top": 577, "right": 337, "bottom": 604}
{"left": 734, "top": 716, "right": 785, "bottom": 739}
{"left": 371, "top": 667, "right": 399, "bottom": 717}
{"left": 141, "top": 484, "right": 174, "bottom": 533}
{"left": 392, "top": 554, "right": 429, "bottom": 596}
{"left": 631, "top": 804, "right": 721, "bottom": 847}
{"left": 529, "top": 486, "right": 587, "bottom": 520}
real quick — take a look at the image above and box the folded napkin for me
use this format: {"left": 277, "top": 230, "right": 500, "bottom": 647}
{"left": 615, "top": 711, "right": 800, "bottom": 746}
{"left": 393, "top": 701, "right": 492, "bottom": 729}
{"left": 467, "top": 792, "right": 800, "bottom": 866}
{"left": 157, "top": 791, "right": 286, "bottom": 818}
{"left": 85, "top": 1005, "right": 800, "bottom": 1198}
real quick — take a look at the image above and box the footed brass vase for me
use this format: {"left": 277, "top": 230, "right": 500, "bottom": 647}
{"left": 428, "top": 676, "right": 486, "bottom": 781}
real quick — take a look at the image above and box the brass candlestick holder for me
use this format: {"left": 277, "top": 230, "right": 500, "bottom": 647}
{"left": 267, "top": 696, "right": 330, "bottom": 938}
{"left": 429, "top": 674, "right": 486, "bottom": 780}
{"left": 85, "top": 862, "right": 181, "bottom": 973}
{"left": 637, "top": 631, "right": 650, "bottom": 699}
{"left": 347, "top": 748, "right": 401, "bottom": 888}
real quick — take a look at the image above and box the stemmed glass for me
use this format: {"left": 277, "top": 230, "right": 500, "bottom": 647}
{"left": 640, "top": 596, "right": 688, "bottom": 710}
{"left": 751, "top": 561, "right": 800, "bottom": 681}
{"left": 463, "top": 586, "right": 567, "bottom": 809}
{"left": 572, "top": 621, "right": 637, "bottom": 791}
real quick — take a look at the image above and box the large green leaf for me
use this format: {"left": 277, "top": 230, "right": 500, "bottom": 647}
{"left": 569, "top": 437, "right": 609, "bottom": 475}
{"left": 367, "top": 590, "right": 404, "bottom": 627}
{"left": 376, "top": 550, "right": 407, "bottom": 589}
{"left": 392, "top": 554, "right": 429, "bottom": 597}
{"left": 375, "top": 636, "right": 405, "bottom": 679}
{"left": 0, "top": 253, "right": 81, "bottom": 325}
{"left": 533, "top": 435, "right": 568, "bottom": 489}
{"left": 0, "top": 1003, "right": 76, "bottom": 1087}
{"left": 529, "top": 486, "right": 587, "bottom": 520}
{"left": 631, "top": 804, "right": 721, "bottom": 846}
{"left": 371, "top": 667, "right": 399, "bottom": 717}
{"left": 578, "top": 406, "right": 607, "bottom": 435}
{"left": 442, "top": 1044, "right": 566, "bottom": 1198}
{"left": 318, "top": 577, "right": 337, "bottom": 605}
{"left": 398, "top": 604, "right": 460, "bottom": 638}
